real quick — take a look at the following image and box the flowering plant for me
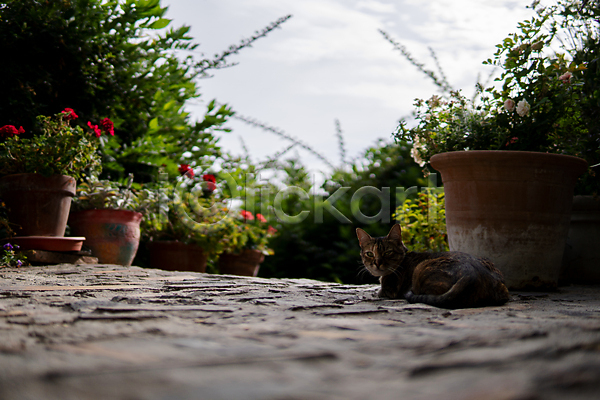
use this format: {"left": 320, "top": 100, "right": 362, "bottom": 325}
{"left": 0, "top": 242, "right": 26, "bottom": 268}
{"left": 139, "top": 165, "right": 237, "bottom": 259}
{"left": 224, "top": 209, "right": 278, "bottom": 255}
{"left": 0, "top": 108, "right": 113, "bottom": 180}
{"left": 395, "top": 6, "right": 590, "bottom": 168}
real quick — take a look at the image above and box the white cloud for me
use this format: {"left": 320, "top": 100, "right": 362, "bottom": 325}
{"left": 164, "top": 0, "right": 537, "bottom": 172}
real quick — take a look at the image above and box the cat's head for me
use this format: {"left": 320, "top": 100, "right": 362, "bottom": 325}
{"left": 356, "top": 224, "right": 407, "bottom": 277}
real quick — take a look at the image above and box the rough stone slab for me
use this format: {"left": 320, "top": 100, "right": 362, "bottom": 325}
{"left": 0, "top": 264, "right": 600, "bottom": 399}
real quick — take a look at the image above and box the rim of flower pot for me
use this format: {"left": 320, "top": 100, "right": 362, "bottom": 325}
{"left": 69, "top": 208, "right": 143, "bottom": 223}
{"left": 430, "top": 150, "right": 588, "bottom": 176}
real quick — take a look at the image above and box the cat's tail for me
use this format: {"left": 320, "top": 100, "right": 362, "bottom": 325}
{"left": 404, "top": 275, "right": 472, "bottom": 309}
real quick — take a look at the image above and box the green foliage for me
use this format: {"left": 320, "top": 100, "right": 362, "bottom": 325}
{"left": 72, "top": 174, "right": 139, "bottom": 211}
{"left": 553, "top": 0, "right": 600, "bottom": 195}
{"left": 394, "top": 191, "right": 448, "bottom": 253}
{"left": 0, "top": 110, "right": 103, "bottom": 180}
{"left": 0, "top": 0, "right": 290, "bottom": 182}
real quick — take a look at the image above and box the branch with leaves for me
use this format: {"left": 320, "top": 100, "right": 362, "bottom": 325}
{"left": 379, "top": 29, "right": 453, "bottom": 94}
{"left": 195, "top": 15, "right": 293, "bottom": 77}
{"left": 231, "top": 113, "right": 336, "bottom": 170}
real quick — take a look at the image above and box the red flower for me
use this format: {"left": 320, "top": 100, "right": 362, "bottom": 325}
{"left": 0, "top": 125, "right": 23, "bottom": 138}
{"left": 87, "top": 121, "right": 102, "bottom": 137}
{"left": 240, "top": 210, "right": 254, "bottom": 220}
{"left": 506, "top": 137, "right": 518, "bottom": 146}
{"left": 178, "top": 164, "right": 194, "bottom": 178}
{"left": 202, "top": 174, "right": 216, "bottom": 192}
{"left": 267, "top": 226, "right": 277, "bottom": 235}
{"left": 256, "top": 213, "right": 267, "bottom": 223}
{"left": 100, "top": 118, "right": 115, "bottom": 136}
{"left": 203, "top": 174, "right": 216, "bottom": 183}
{"left": 62, "top": 108, "right": 78, "bottom": 120}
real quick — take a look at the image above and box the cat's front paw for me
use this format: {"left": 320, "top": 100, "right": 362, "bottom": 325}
{"left": 378, "top": 286, "right": 398, "bottom": 299}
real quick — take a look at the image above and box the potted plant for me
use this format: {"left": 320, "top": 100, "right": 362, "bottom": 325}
{"left": 394, "top": 6, "right": 595, "bottom": 290}
{"left": 0, "top": 109, "right": 107, "bottom": 237}
{"left": 141, "top": 165, "right": 237, "bottom": 272}
{"left": 218, "top": 209, "right": 277, "bottom": 277}
{"left": 69, "top": 175, "right": 143, "bottom": 266}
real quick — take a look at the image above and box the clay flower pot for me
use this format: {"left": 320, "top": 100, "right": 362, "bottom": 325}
{"left": 148, "top": 241, "right": 208, "bottom": 272}
{"left": 219, "top": 249, "right": 265, "bottom": 277}
{"left": 561, "top": 195, "right": 600, "bottom": 284}
{"left": 69, "top": 209, "right": 142, "bottom": 266}
{"left": 0, "top": 173, "right": 76, "bottom": 237}
{"left": 430, "top": 150, "right": 587, "bottom": 290}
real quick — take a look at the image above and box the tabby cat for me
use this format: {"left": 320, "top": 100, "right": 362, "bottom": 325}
{"left": 356, "top": 224, "right": 509, "bottom": 309}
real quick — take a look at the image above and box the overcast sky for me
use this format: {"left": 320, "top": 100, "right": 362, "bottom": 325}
{"left": 163, "top": 0, "right": 536, "bottom": 175}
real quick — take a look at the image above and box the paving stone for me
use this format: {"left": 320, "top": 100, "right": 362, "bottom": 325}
{"left": 0, "top": 263, "right": 599, "bottom": 399}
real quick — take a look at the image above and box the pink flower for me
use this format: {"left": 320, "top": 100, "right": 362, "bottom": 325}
{"left": 267, "top": 226, "right": 277, "bottom": 235}
{"left": 62, "top": 108, "right": 78, "bottom": 120}
{"left": 87, "top": 121, "right": 102, "bottom": 137}
{"left": 178, "top": 164, "right": 194, "bottom": 178}
{"left": 506, "top": 137, "right": 519, "bottom": 146}
{"left": 256, "top": 213, "right": 267, "bottom": 223}
{"left": 240, "top": 210, "right": 254, "bottom": 221}
{"left": 100, "top": 118, "right": 114, "bottom": 136}
{"left": 504, "top": 99, "right": 515, "bottom": 112}
{"left": 559, "top": 71, "right": 573, "bottom": 84}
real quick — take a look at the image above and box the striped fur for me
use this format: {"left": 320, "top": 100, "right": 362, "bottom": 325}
{"left": 357, "top": 224, "right": 509, "bottom": 309}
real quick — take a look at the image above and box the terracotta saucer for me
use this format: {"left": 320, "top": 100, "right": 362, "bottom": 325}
{"left": 9, "top": 236, "right": 86, "bottom": 252}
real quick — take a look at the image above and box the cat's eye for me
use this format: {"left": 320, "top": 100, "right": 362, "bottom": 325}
{"left": 384, "top": 251, "right": 393, "bottom": 256}
{"left": 365, "top": 251, "right": 374, "bottom": 257}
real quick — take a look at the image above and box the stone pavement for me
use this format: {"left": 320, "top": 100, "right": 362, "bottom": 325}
{"left": 1, "top": 264, "right": 600, "bottom": 400}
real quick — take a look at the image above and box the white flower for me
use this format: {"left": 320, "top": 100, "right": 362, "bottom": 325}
{"left": 410, "top": 137, "right": 426, "bottom": 167}
{"left": 504, "top": 99, "right": 516, "bottom": 112}
{"left": 516, "top": 99, "right": 530, "bottom": 117}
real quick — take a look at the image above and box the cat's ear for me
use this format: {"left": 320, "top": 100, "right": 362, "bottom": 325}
{"left": 356, "top": 228, "right": 372, "bottom": 246}
{"left": 386, "top": 224, "right": 403, "bottom": 243}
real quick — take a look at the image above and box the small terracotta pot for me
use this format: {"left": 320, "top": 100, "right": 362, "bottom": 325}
{"left": 431, "top": 150, "right": 587, "bottom": 290}
{"left": 0, "top": 173, "right": 76, "bottom": 237}
{"left": 69, "top": 209, "right": 142, "bottom": 266}
{"left": 148, "top": 241, "right": 207, "bottom": 272}
{"left": 219, "top": 249, "right": 265, "bottom": 277}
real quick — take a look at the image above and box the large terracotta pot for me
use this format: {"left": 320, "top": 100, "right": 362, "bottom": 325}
{"left": 69, "top": 209, "right": 142, "bottom": 266}
{"left": 218, "top": 249, "right": 265, "bottom": 277}
{"left": 430, "top": 151, "right": 587, "bottom": 290}
{"left": 0, "top": 173, "right": 76, "bottom": 237}
{"left": 561, "top": 195, "right": 600, "bottom": 284}
{"left": 147, "top": 241, "right": 208, "bottom": 272}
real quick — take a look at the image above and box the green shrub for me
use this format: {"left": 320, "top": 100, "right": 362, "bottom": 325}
{"left": 394, "top": 190, "right": 448, "bottom": 253}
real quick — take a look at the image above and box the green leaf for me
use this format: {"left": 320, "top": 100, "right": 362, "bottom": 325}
{"left": 149, "top": 18, "right": 171, "bottom": 30}
{"left": 163, "top": 100, "right": 176, "bottom": 110}
{"left": 149, "top": 117, "right": 159, "bottom": 131}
